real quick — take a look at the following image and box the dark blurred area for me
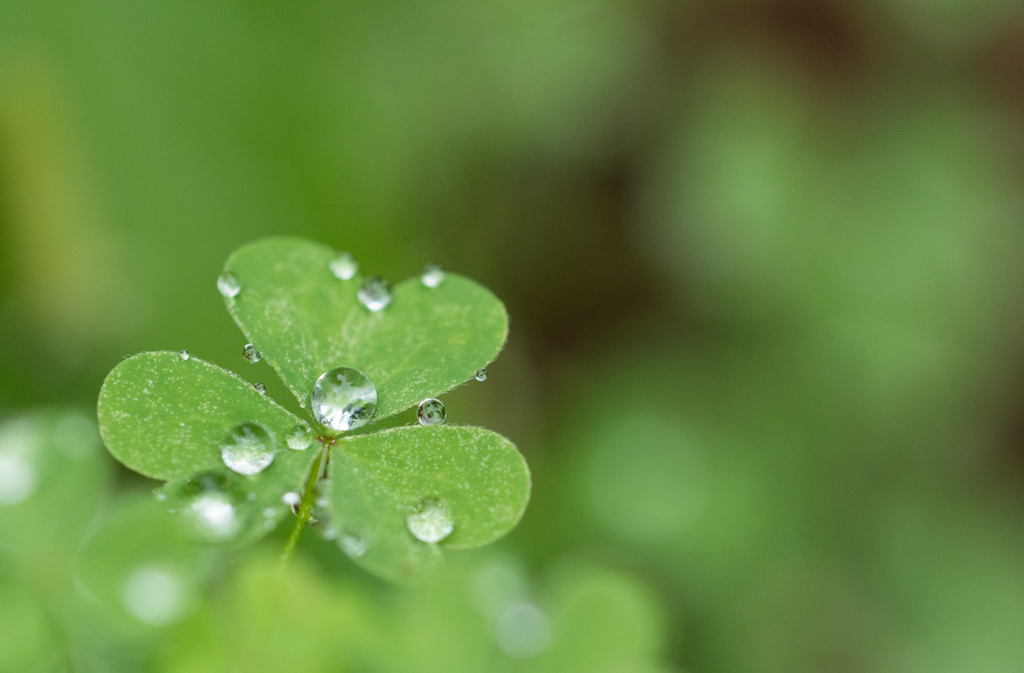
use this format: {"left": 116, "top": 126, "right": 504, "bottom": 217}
{"left": 3, "top": 1, "right": 1024, "bottom": 671}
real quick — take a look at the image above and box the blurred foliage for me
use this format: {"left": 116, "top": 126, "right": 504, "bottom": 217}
{"left": 4, "top": 0, "right": 1024, "bottom": 671}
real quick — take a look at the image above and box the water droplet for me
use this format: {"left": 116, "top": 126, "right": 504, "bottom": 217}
{"left": 219, "top": 422, "right": 275, "bottom": 475}
{"left": 154, "top": 490, "right": 167, "bottom": 502}
{"left": 286, "top": 423, "right": 314, "bottom": 450}
{"left": 263, "top": 507, "right": 276, "bottom": 518}
{"left": 170, "top": 472, "right": 250, "bottom": 543}
{"left": 217, "top": 272, "right": 241, "bottom": 298}
{"left": 329, "top": 252, "right": 358, "bottom": 280}
{"left": 321, "top": 527, "right": 339, "bottom": 541}
{"left": 253, "top": 382, "right": 267, "bottom": 395}
{"left": 121, "top": 566, "right": 194, "bottom": 626}
{"left": 340, "top": 532, "right": 367, "bottom": 558}
{"left": 179, "top": 350, "right": 191, "bottom": 361}
{"left": 310, "top": 367, "right": 377, "bottom": 431}
{"left": 475, "top": 368, "right": 488, "bottom": 382}
{"left": 406, "top": 497, "right": 454, "bottom": 543}
{"left": 242, "top": 343, "right": 262, "bottom": 363}
{"left": 357, "top": 276, "right": 392, "bottom": 311}
{"left": 0, "top": 453, "right": 37, "bottom": 506}
{"left": 495, "top": 602, "right": 551, "bottom": 659}
{"left": 282, "top": 491, "right": 301, "bottom": 507}
{"left": 421, "top": 263, "right": 445, "bottom": 288}
{"left": 416, "top": 398, "right": 446, "bottom": 425}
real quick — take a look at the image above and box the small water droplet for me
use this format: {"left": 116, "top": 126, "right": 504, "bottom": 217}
{"left": 242, "top": 343, "right": 262, "bottom": 363}
{"left": 0, "top": 453, "right": 37, "bottom": 506}
{"left": 406, "top": 497, "right": 454, "bottom": 543}
{"left": 340, "top": 532, "right": 367, "bottom": 558}
{"left": 421, "top": 263, "right": 445, "bottom": 288}
{"left": 179, "top": 350, "right": 191, "bottom": 361}
{"left": 253, "top": 382, "right": 267, "bottom": 395}
{"left": 121, "top": 566, "right": 193, "bottom": 626}
{"left": 417, "top": 398, "right": 446, "bottom": 425}
{"left": 154, "top": 490, "right": 167, "bottom": 502}
{"left": 495, "top": 602, "right": 551, "bottom": 659}
{"left": 263, "top": 507, "right": 276, "bottom": 518}
{"left": 475, "top": 368, "right": 488, "bottom": 382}
{"left": 321, "top": 527, "right": 339, "bottom": 541}
{"left": 282, "top": 491, "right": 301, "bottom": 507}
{"left": 329, "top": 252, "right": 358, "bottom": 280}
{"left": 286, "top": 423, "right": 314, "bottom": 450}
{"left": 220, "top": 422, "right": 275, "bottom": 475}
{"left": 171, "top": 472, "right": 250, "bottom": 543}
{"left": 310, "top": 367, "right": 377, "bottom": 431}
{"left": 357, "top": 276, "right": 392, "bottom": 311}
{"left": 217, "top": 272, "right": 241, "bottom": 299}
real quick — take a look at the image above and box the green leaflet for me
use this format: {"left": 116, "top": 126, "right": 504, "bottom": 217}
{"left": 327, "top": 425, "right": 531, "bottom": 582}
{"left": 222, "top": 238, "right": 508, "bottom": 421}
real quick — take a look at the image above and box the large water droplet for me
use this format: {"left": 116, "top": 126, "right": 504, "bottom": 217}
{"left": 310, "top": 367, "right": 377, "bottom": 431}
{"left": 220, "top": 422, "right": 275, "bottom": 475}
{"left": 242, "top": 343, "right": 261, "bottom": 363}
{"left": 217, "top": 272, "right": 241, "bottom": 298}
{"left": 329, "top": 252, "right": 358, "bottom": 280}
{"left": 170, "top": 472, "right": 249, "bottom": 543}
{"left": 0, "top": 453, "right": 37, "bottom": 506}
{"left": 121, "top": 566, "right": 193, "bottom": 626}
{"left": 406, "top": 497, "right": 454, "bottom": 543}
{"left": 495, "top": 602, "right": 551, "bottom": 659}
{"left": 417, "top": 398, "right": 446, "bottom": 425}
{"left": 475, "top": 368, "right": 488, "bottom": 382}
{"left": 357, "top": 276, "right": 392, "bottom": 312}
{"left": 340, "top": 531, "right": 367, "bottom": 558}
{"left": 179, "top": 350, "right": 191, "bottom": 361}
{"left": 286, "top": 423, "right": 314, "bottom": 450}
{"left": 421, "top": 263, "right": 445, "bottom": 288}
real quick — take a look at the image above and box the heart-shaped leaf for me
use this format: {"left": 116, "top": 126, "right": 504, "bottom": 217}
{"left": 326, "top": 425, "right": 530, "bottom": 582}
{"left": 98, "top": 352, "right": 319, "bottom": 544}
{"left": 221, "top": 238, "right": 508, "bottom": 420}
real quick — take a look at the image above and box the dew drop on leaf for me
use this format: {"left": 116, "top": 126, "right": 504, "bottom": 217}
{"left": 407, "top": 497, "right": 454, "bottom": 543}
{"left": 421, "top": 263, "right": 445, "bottom": 288}
{"left": 178, "top": 350, "right": 190, "bottom": 361}
{"left": 310, "top": 367, "right": 377, "bottom": 431}
{"left": 253, "top": 382, "right": 267, "bottom": 395}
{"left": 286, "top": 423, "right": 314, "bottom": 450}
{"left": 217, "top": 272, "right": 241, "bottom": 298}
{"left": 329, "top": 252, "right": 358, "bottom": 280}
{"left": 168, "top": 472, "right": 250, "bottom": 543}
{"left": 475, "top": 368, "right": 488, "bottom": 382}
{"left": 242, "top": 343, "right": 262, "bottom": 363}
{"left": 219, "top": 422, "right": 275, "bottom": 475}
{"left": 416, "top": 398, "right": 446, "bottom": 425}
{"left": 121, "top": 565, "right": 192, "bottom": 626}
{"left": 357, "top": 276, "right": 392, "bottom": 311}
{"left": 340, "top": 531, "right": 367, "bottom": 557}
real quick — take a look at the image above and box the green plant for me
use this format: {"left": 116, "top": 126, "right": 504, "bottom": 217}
{"left": 97, "top": 237, "right": 530, "bottom": 582}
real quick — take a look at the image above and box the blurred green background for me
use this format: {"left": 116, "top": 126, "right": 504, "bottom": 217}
{"left": 3, "top": 0, "right": 1024, "bottom": 671}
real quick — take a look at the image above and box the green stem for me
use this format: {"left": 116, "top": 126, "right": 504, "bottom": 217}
{"left": 279, "top": 443, "right": 329, "bottom": 566}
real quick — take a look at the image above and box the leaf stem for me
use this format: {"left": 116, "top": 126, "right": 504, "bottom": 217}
{"left": 279, "top": 442, "right": 330, "bottom": 567}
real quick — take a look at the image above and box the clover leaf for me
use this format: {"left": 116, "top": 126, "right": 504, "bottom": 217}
{"left": 97, "top": 237, "right": 530, "bottom": 581}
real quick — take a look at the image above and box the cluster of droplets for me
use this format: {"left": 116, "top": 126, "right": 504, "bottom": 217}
{"left": 329, "top": 253, "right": 453, "bottom": 313}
